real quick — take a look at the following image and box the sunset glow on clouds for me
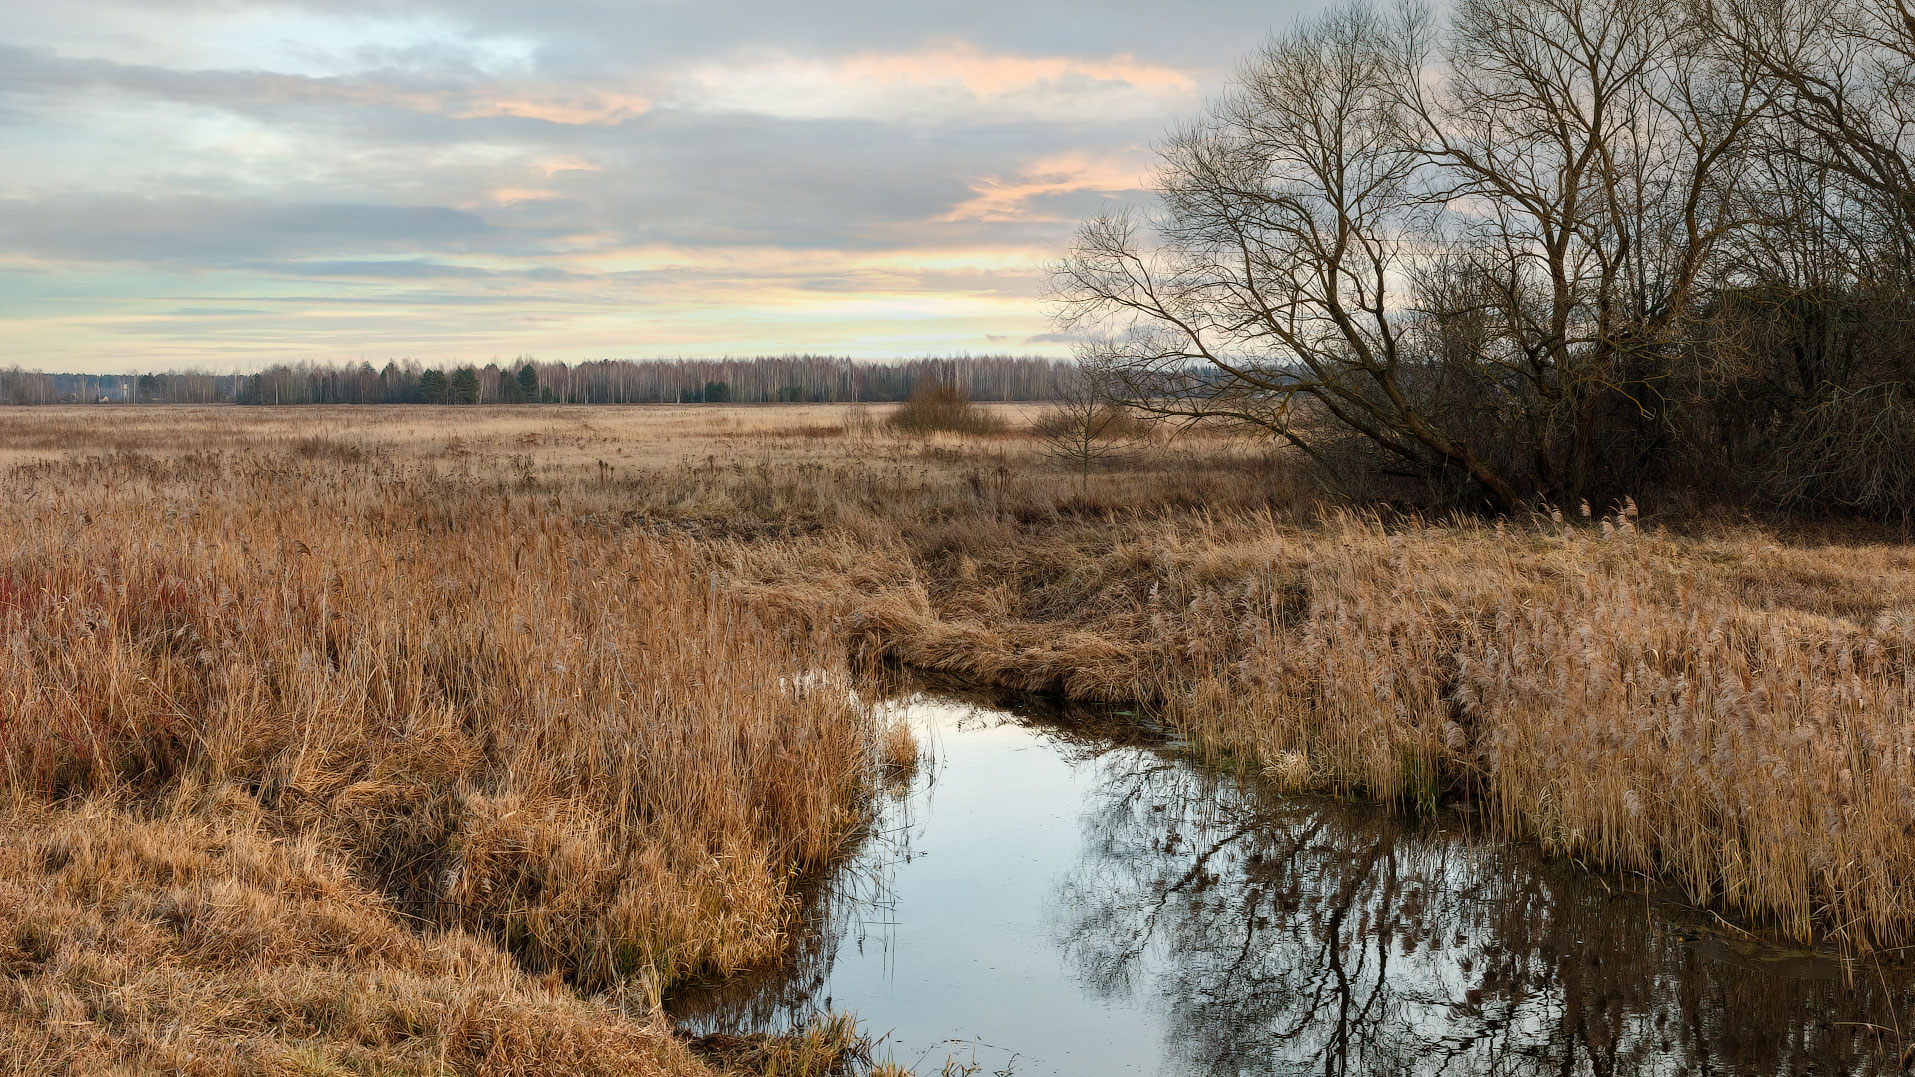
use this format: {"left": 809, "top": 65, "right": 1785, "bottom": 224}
{"left": 1, "top": 0, "right": 1320, "bottom": 370}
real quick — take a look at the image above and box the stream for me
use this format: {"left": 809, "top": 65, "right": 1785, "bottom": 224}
{"left": 670, "top": 689, "right": 1915, "bottom": 1075}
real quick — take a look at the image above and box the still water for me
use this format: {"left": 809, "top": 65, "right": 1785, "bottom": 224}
{"left": 672, "top": 690, "right": 1914, "bottom": 1075}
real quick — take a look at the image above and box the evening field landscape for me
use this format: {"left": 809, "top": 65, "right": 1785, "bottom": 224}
{"left": 7, "top": 0, "right": 1915, "bottom": 1072}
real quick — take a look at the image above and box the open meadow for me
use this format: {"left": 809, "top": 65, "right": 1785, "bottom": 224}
{"left": 2, "top": 403, "right": 1913, "bottom": 1073}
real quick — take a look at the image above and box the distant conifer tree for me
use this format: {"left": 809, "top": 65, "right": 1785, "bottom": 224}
{"left": 450, "top": 367, "right": 480, "bottom": 405}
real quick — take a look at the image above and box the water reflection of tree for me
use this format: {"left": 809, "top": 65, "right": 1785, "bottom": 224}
{"left": 1053, "top": 747, "right": 1913, "bottom": 1076}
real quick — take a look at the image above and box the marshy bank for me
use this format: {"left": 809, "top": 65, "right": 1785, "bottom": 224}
{"left": 676, "top": 683, "right": 1915, "bottom": 1074}
{"left": 705, "top": 459, "right": 1915, "bottom": 958}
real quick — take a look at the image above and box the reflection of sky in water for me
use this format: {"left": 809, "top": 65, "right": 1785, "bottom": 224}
{"left": 673, "top": 694, "right": 1914, "bottom": 1076}
{"left": 840, "top": 702, "right": 1170, "bottom": 1072}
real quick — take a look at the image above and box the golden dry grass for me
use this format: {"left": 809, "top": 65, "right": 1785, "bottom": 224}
{"left": 507, "top": 403, "right": 1911, "bottom": 956}
{"left": 877, "top": 721, "right": 921, "bottom": 780}
{"left": 0, "top": 805, "right": 712, "bottom": 1077}
{"left": 0, "top": 411, "right": 900, "bottom": 1075}
{"left": 746, "top": 498, "right": 1915, "bottom": 951}
{"left": 2, "top": 400, "right": 1913, "bottom": 1077}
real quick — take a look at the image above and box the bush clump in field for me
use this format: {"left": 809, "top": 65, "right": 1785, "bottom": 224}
{"left": 1031, "top": 369, "right": 1148, "bottom": 489}
{"left": 887, "top": 381, "right": 1004, "bottom": 437}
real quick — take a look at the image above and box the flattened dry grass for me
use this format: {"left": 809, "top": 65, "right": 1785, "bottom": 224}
{"left": 0, "top": 805, "right": 709, "bottom": 1077}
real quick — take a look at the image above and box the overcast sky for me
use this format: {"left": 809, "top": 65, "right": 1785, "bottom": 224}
{"left": 2, "top": 0, "right": 1324, "bottom": 371}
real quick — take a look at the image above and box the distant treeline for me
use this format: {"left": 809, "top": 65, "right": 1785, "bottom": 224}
{"left": 0, "top": 356, "right": 1071, "bottom": 406}
{"left": 0, "top": 371, "right": 230, "bottom": 405}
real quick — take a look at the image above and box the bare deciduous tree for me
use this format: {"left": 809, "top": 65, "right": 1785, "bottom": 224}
{"left": 1054, "top": 4, "right": 1533, "bottom": 506}
{"left": 1033, "top": 365, "right": 1145, "bottom": 490}
{"left": 1397, "top": 0, "right": 1766, "bottom": 503}
{"left": 1681, "top": 0, "right": 1915, "bottom": 520}
{"left": 1707, "top": 0, "right": 1915, "bottom": 263}
{"left": 1055, "top": 0, "right": 1775, "bottom": 511}
{"left": 1056, "top": 0, "right": 1915, "bottom": 517}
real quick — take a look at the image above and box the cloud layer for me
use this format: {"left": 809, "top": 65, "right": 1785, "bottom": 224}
{"left": 1, "top": 0, "right": 1320, "bottom": 369}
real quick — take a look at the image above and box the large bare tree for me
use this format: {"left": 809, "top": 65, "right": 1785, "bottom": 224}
{"left": 1055, "top": 0, "right": 1769, "bottom": 510}
{"left": 1054, "top": 4, "right": 1525, "bottom": 505}
{"left": 1397, "top": 0, "right": 1765, "bottom": 502}
{"left": 1707, "top": 0, "right": 1915, "bottom": 264}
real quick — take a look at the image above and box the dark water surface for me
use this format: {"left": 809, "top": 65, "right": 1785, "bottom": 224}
{"left": 671, "top": 691, "right": 1915, "bottom": 1075}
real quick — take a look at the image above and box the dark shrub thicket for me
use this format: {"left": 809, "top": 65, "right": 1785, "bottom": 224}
{"left": 887, "top": 381, "right": 1007, "bottom": 436}
{"left": 1684, "top": 285, "right": 1915, "bottom": 524}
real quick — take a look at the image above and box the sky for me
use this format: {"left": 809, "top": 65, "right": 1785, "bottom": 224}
{"left": 0, "top": 0, "right": 1324, "bottom": 372}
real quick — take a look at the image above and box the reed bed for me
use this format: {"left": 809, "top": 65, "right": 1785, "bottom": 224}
{"left": 0, "top": 436, "right": 891, "bottom": 1075}
{"left": 3, "top": 402, "right": 1913, "bottom": 1072}
{"left": 1160, "top": 511, "right": 1915, "bottom": 952}
{"left": 599, "top": 412, "right": 1915, "bottom": 955}
{"left": 741, "top": 502, "right": 1915, "bottom": 951}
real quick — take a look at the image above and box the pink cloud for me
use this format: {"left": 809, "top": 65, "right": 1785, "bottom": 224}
{"left": 840, "top": 42, "right": 1197, "bottom": 97}
{"left": 675, "top": 42, "right": 1198, "bottom": 121}
{"left": 942, "top": 151, "right": 1153, "bottom": 222}
{"left": 450, "top": 91, "right": 652, "bottom": 126}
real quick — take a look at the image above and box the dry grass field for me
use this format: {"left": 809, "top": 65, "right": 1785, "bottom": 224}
{"left": 0, "top": 405, "right": 918, "bottom": 1076}
{"left": 1, "top": 403, "right": 1913, "bottom": 1072}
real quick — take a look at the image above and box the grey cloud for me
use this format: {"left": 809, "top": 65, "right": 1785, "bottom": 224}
{"left": 0, "top": 198, "right": 506, "bottom": 263}
{"left": 0, "top": 43, "right": 618, "bottom": 139}
{"left": 1, "top": 37, "right": 1153, "bottom": 260}
{"left": 253, "top": 260, "right": 502, "bottom": 279}
{"left": 0, "top": 0, "right": 1330, "bottom": 364}
{"left": 167, "top": 293, "right": 570, "bottom": 306}
{"left": 37, "top": 0, "right": 1310, "bottom": 70}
